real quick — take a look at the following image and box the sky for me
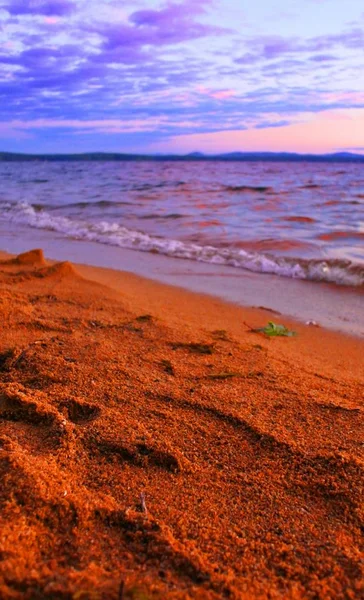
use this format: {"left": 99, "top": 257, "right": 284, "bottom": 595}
{"left": 0, "top": 0, "right": 363, "bottom": 154}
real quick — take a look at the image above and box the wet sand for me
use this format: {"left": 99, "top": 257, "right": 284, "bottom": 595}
{"left": 1, "top": 224, "right": 363, "bottom": 336}
{"left": 0, "top": 249, "right": 363, "bottom": 599}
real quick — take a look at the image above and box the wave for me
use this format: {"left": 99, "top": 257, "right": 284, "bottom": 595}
{"left": 2, "top": 202, "right": 364, "bottom": 287}
{"left": 282, "top": 216, "right": 317, "bottom": 223}
{"left": 132, "top": 180, "right": 186, "bottom": 191}
{"left": 31, "top": 200, "right": 134, "bottom": 211}
{"left": 299, "top": 184, "right": 320, "bottom": 189}
{"left": 224, "top": 185, "right": 273, "bottom": 193}
{"left": 140, "top": 213, "right": 186, "bottom": 220}
{"left": 317, "top": 231, "right": 364, "bottom": 241}
{"left": 320, "top": 199, "right": 362, "bottom": 207}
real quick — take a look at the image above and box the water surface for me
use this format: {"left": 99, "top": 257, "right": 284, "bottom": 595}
{"left": 0, "top": 160, "right": 363, "bottom": 286}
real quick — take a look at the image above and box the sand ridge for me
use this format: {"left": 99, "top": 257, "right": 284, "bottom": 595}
{"left": 0, "top": 250, "right": 363, "bottom": 599}
{"left": 3, "top": 248, "right": 47, "bottom": 267}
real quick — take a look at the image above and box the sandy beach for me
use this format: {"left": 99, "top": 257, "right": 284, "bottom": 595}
{"left": 0, "top": 248, "right": 363, "bottom": 599}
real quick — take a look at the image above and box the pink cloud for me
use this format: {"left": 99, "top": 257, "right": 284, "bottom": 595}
{"left": 150, "top": 109, "right": 364, "bottom": 154}
{"left": 0, "top": 122, "right": 32, "bottom": 139}
{"left": 196, "top": 86, "right": 236, "bottom": 100}
{"left": 44, "top": 17, "right": 59, "bottom": 24}
{"left": 1, "top": 116, "right": 203, "bottom": 136}
{"left": 322, "top": 91, "right": 364, "bottom": 104}
{"left": 210, "top": 90, "right": 236, "bottom": 100}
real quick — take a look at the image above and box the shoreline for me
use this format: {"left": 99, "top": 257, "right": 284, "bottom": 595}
{"left": 0, "top": 223, "right": 363, "bottom": 337}
{"left": 1, "top": 247, "right": 364, "bottom": 354}
{"left": 0, "top": 248, "right": 363, "bottom": 599}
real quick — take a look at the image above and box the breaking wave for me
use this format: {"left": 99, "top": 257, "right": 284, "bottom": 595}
{"left": 2, "top": 201, "right": 364, "bottom": 287}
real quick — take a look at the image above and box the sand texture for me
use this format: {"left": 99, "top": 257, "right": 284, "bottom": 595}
{"left": 0, "top": 250, "right": 363, "bottom": 599}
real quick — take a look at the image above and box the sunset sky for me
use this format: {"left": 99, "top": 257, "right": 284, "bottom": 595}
{"left": 0, "top": 0, "right": 363, "bottom": 154}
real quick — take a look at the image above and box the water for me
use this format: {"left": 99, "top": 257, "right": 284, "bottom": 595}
{"left": 0, "top": 160, "right": 363, "bottom": 287}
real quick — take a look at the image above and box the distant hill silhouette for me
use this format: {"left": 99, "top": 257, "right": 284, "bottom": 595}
{"left": 0, "top": 150, "right": 363, "bottom": 162}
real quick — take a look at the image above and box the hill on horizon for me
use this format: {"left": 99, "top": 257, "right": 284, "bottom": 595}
{"left": 0, "top": 150, "right": 364, "bottom": 162}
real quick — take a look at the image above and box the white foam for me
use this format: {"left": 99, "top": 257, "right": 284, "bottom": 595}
{"left": 3, "top": 202, "right": 364, "bottom": 287}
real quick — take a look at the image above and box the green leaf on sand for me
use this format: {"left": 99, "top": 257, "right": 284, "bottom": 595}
{"left": 252, "top": 321, "right": 296, "bottom": 337}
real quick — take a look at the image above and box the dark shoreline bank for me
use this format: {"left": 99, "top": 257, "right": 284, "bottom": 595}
{"left": 1, "top": 151, "right": 364, "bottom": 163}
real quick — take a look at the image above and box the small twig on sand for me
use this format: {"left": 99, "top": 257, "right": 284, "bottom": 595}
{"left": 243, "top": 321, "right": 256, "bottom": 332}
{"left": 13, "top": 339, "right": 46, "bottom": 367}
{"left": 140, "top": 492, "right": 147, "bottom": 515}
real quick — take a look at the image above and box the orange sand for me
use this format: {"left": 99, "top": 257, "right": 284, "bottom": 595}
{"left": 0, "top": 249, "right": 363, "bottom": 599}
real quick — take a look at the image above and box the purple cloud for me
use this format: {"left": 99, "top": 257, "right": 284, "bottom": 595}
{"left": 309, "top": 54, "right": 338, "bottom": 62}
{"left": 95, "top": 0, "right": 227, "bottom": 52}
{"left": 234, "top": 26, "right": 364, "bottom": 65}
{"left": 0, "top": 0, "right": 363, "bottom": 154}
{"left": 310, "top": 28, "right": 364, "bottom": 51}
{"left": 4, "top": 0, "right": 75, "bottom": 17}
{"left": 262, "top": 37, "right": 297, "bottom": 59}
{"left": 130, "top": 0, "right": 210, "bottom": 27}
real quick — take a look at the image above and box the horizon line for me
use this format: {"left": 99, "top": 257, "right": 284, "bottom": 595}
{"left": 1, "top": 149, "right": 364, "bottom": 161}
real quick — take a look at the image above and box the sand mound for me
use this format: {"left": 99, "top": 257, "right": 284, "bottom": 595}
{"left": 39, "top": 260, "right": 80, "bottom": 280}
{"left": 0, "top": 253, "right": 363, "bottom": 599}
{"left": 10, "top": 248, "right": 46, "bottom": 266}
{"left": 0, "top": 256, "right": 81, "bottom": 290}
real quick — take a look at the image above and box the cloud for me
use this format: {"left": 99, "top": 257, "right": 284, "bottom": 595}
{"left": 309, "top": 54, "right": 338, "bottom": 62}
{"left": 149, "top": 108, "right": 364, "bottom": 154}
{"left": 235, "top": 27, "right": 364, "bottom": 64}
{"left": 262, "top": 37, "right": 297, "bottom": 59}
{"left": 0, "top": 115, "right": 207, "bottom": 140}
{"left": 0, "top": 0, "right": 228, "bottom": 121}
{"left": 3, "top": 0, "right": 75, "bottom": 16}
{"left": 308, "top": 27, "right": 364, "bottom": 51}
{"left": 130, "top": 0, "right": 211, "bottom": 27}
{"left": 0, "top": 0, "right": 363, "bottom": 153}
{"left": 92, "top": 1, "right": 228, "bottom": 54}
